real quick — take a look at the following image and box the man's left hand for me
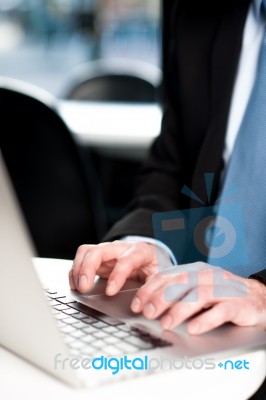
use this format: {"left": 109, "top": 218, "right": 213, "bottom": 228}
{"left": 130, "top": 262, "right": 266, "bottom": 335}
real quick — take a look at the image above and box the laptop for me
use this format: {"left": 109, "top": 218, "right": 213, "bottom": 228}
{"left": 0, "top": 152, "right": 265, "bottom": 388}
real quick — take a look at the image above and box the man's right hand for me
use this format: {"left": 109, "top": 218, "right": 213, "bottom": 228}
{"left": 69, "top": 241, "right": 169, "bottom": 296}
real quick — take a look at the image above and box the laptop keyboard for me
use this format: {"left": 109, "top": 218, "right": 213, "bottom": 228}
{"left": 45, "top": 289, "right": 172, "bottom": 358}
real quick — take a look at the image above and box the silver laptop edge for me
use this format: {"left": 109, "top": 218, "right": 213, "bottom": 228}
{"left": 0, "top": 153, "right": 80, "bottom": 387}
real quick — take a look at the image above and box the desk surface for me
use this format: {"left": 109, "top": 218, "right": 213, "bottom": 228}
{"left": 0, "top": 258, "right": 264, "bottom": 400}
{"left": 57, "top": 101, "right": 162, "bottom": 159}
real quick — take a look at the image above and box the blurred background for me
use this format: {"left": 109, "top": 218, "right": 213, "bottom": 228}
{"left": 0, "top": 0, "right": 161, "bottom": 95}
{"left": 0, "top": 0, "right": 163, "bottom": 259}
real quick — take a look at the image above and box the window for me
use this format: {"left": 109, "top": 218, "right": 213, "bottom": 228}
{"left": 0, "top": 0, "right": 161, "bottom": 96}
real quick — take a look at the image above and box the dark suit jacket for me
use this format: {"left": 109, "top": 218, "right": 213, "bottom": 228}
{"left": 104, "top": 0, "right": 266, "bottom": 283}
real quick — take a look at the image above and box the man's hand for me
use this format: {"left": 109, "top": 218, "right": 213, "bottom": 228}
{"left": 130, "top": 262, "right": 266, "bottom": 335}
{"left": 69, "top": 241, "right": 172, "bottom": 296}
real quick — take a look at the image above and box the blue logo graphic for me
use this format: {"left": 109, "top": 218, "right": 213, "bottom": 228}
{"left": 153, "top": 173, "right": 249, "bottom": 274}
{"left": 217, "top": 359, "right": 250, "bottom": 370}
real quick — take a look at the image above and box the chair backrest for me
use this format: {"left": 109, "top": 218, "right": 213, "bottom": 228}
{"left": 0, "top": 77, "right": 107, "bottom": 259}
{"left": 61, "top": 58, "right": 162, "bottom": 102}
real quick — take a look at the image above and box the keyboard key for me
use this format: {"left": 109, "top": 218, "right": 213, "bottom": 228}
{"left": 118, "top": 325, "right": 132, "bottom": 332}
{"left": 116, "top": 342, "right": 139, "bottom": 354}
{"left": 82, "top": 334, "right": 95, "bottom": 343}
{"left": 93, "top": 339, "right": 106, "bottom": 348}
{"left": 62, "top": 316, "right": 80, "bottom": 324}
{"left": 124, "top": 336, "right": 155, "bottom": 350}
{"left": 73, "top": 321, "right": 90, "bottom": 329}
{"left": 49, "top": 299, "right": 62, "bottom": 306}
{"left": 104, "top": 336, "right": 120, "bottom": 345}
{"left": 82, "top": 326, "right": 98, "bottom": 334}
{"left": 53, "top": 304, "right": 71, "bottom": 311}
{"left": 47, "top": 294, "right": 66, "bottom": 300}
{"left": 93, "top": 331, "right": 109, "bottom": 339}
{"left": 103, "top": 346, "right": 123, "bottom": 356}
{"left": 70, "top": 330, "right": 86, "bottom": 339}
{"left": 69, "top": 302, "right": 119, "bottom": 324}
{"left": 80, "top": 346, "right": 96, "bottom": 356}
{"left": 60, "top": 325, "right": 76, "bottom": 334}
{"left": 149, "top": 338, "right": 172, "bottom": 347}
{"left": 62, "top": 308, "right": 80, "bottom": 316}
{"left": 70, "top": 302, "right": 101, "bottom": 316}
{"left": 129, "top": 327, "right": 147, "bottom": 337}
{"left": 92, "top": 321, "right": 109, "bottom": 329}
{"left": 103, "top": 326, "right": 119, "bottom": 333}
{"left": 98, "top": 317, "right": 125, "bottom": 326}
{"left": 113, "top": 331, "right": 130, "bottom": 339}
{"left": 82, "top": 317, "right": 98, "bottom": 324}
{"left": 57, "top": 297, "right": 77, "bottom": 305}
{"left": 54, "top": 313, "right": 70, "bottom": 320}
{"left": 72, "top": 312, "right": 93, "bottom": 320}
{"left": 45, "top": 290, "right": 58, "bottom": 295}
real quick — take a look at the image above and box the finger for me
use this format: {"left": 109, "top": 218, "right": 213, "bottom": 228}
{"left": 131, "top": 265, "right": 233, "bottom": 318}
{"left": 72, "top": 244, "right": 95, "bottom": 287}
{"left": 141, "top": 288, "right": 174, "bottom": 320}
{"left": 72, "top": 244, "right": 95, "bottom": 271}
{"left": 143, "top": 262, "right": 215, "bottom": 305}
{"left": 131, "top": 273, "right": 167, "bottom": 313}
{"left": 146, "top": 283, "right": 213, "bottom": 324}
{"left": 160, "top": 281, "right": 246, "bottom": 331}
{"left": 131, "top": 269, "right": 193, "bottom": 314}
{"left": 106, "top": 242, "right": 158, "bottom": 296}
{"left": 187, "top": 301, "right": 234, "bottom": 335}
{"left": 77, "top": 241, "right": 133, "bottom": 292}
{"left": 68, "top": 269, "right": 76, "bottom": 290}
{"left": 140, "top": 277, "right": 199, "bottom": 320}
{"left": 159, "top": 285, "right": 214, "bottom": 330}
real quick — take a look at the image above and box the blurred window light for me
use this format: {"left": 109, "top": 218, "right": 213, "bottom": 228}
{"left": 0, "top": 0, "right": 22, "bottom": 11}
{"left": 0, "top": 21, "right": 23, "bottom": 52}
{"left": 0, "top": 0, "right": 161, "bottom": 96}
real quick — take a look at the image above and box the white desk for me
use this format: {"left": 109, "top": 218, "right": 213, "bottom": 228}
{"left": 0, "top": 258, "right": 265, "bottom": 400}
{"left": 57, "top": 101, "right": 162, "bottom": 159}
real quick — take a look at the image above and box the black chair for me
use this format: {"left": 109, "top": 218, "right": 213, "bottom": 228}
{"left": 60, "top": 59, "right": 162, "bottom": 228}
{"left": 0, "top": 77, "right": 107, "bottom": 259}
{"left": 61, "top": 58, "right": 162, "bottom": 102}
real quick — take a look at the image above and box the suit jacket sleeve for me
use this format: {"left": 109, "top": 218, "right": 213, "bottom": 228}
{"left": 103, "top": 91, "right": 184, "bottom": 241}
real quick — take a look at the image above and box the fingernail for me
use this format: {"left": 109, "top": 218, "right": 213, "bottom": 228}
{"left": 161, "top": 315, "right": 173, "bottom": 330}
{"left": 79, "top": 275, "right": 88, "bottom": 290}
{"left": 143, "top": 303, "right": 156, "bottom": 318}
{"left": 188, "top": 322, "right": 201, "bottom": 335}
{"left": 106, "top": 280, "right": 116, "bottom": 295}
{"left": 131, "top": 297, "right": 141, "bottom": 312}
